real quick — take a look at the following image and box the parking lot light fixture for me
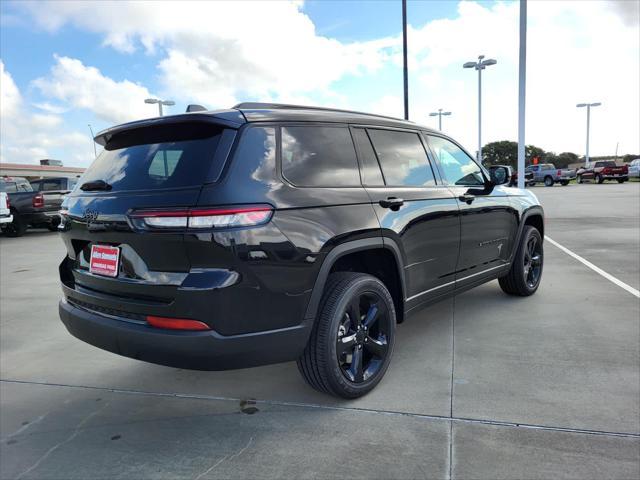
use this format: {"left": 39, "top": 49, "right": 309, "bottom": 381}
{"left": 464, "top": 55, "right": 497, "bottom": 162}
{"left": 576, "top": 102, "right": 601, "bottom": 166}
{"left": 429, "top": 109, "right": 452, "bottom": 131}
{"left": 144, "top": 98, "right": 175, "bottom": 117}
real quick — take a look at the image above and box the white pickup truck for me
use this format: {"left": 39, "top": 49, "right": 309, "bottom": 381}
{"left": 0, "top": 192, "right": 13, "bottom": 226}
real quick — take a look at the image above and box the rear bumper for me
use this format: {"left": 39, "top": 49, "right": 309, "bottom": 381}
{"left": 59, "top": 298, "right": 311, "bottom": 370}
{"left": 22, "top": 211, "right": 59, "bottom": 226}
{"left": 0, "top": 214, "right": 12, "bottom": 224}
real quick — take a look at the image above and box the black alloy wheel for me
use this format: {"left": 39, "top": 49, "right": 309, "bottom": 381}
{"left": 297, "top": 272, "right": 396, "bottom": 398}
{"left": 498, "top": 225, "right": 544, "bottom": 296}
{"left": 523, "top": 235, "right": 543, "bottom": 289}
{"left": 336, "top": 291, "right": 391, "bottom": 383}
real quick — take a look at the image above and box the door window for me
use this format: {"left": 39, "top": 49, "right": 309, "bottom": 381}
{"left": 352, "top": 128, "right": 384, "bottom": 186}
{"left": 428, "top": 136, "right": 485, "bottom": 186}
{"left": 367, "top": 129, "right": 436, "bottom": 186}
{"left": 281, "top": 126, "right": 360, "bottom": 187}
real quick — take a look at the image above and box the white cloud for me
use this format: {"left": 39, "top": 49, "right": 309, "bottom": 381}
{"left": 0, "top": 60, "right": 93, "bottom": 166}
{"left": 8, "top": 0, "right": 640, "bottom": 162}
{"left": 33, "top": 55, "right": 155, "bottom": 124}
{"left": 19, "top": 1, "right": 392, "bottom": 110}
{"left": 401, "top": 1, "right": 639, "bottom": 156}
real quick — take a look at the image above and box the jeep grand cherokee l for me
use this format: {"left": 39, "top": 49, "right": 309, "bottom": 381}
{"left": 58, "top": 103, "right": 544, "bottom": 399}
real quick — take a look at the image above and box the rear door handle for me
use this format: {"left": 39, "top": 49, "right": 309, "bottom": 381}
{"left": 379, "top": 197, "right": 404, "bottom": 210}
{"left": 458, "top": 194, "right": 475, "bottom": 204}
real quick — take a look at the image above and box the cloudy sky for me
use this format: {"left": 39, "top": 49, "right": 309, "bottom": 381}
{"left": 1, "top": 0, "right": 638, "bottom": 167}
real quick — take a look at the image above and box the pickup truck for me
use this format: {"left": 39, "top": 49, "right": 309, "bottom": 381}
{"left": 577, "top": 161, "right": 629, "bottom": 184}
{"left": 0, "top": 176, "right": 63, "bottom": 237}
{"left": 526, "top": 163, "right": 576, "bottom": 187}
{"left": 0, "top": 192, "right": 12, "bottom": 225}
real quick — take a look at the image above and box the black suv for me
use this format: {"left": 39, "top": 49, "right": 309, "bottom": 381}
{"left": 58, "top": 103, "right": 544, "bottom": 398}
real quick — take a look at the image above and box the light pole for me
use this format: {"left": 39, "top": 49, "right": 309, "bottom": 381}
{"left": 402, "top": 0, "right": 409, "bottom": 120}
{"left": 145, "top": 98, "right": 175, "bottom": 117}
{"left": 576, "top": 102, "right": 601, "bottom": 166}
{"left": 429, "top": 109, "right": 451, "bottom": 131}
{"left": 463, "top": 55, "right": 497, "bottom": 163}
{"left": 87, "top": 124, "right": 97, "bottom": 159}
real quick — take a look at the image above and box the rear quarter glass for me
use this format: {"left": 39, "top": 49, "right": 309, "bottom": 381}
{"left": 80, "top": 122, "right": 225, "bottom": 192}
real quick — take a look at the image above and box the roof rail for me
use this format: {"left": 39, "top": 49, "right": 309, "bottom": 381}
{"left": 232, "top": 102, "right": 412, "bottom": 123}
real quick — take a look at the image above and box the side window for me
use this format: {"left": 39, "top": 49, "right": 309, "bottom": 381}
{"left": 281, "top": 126, "right": 360, "bottom": 187}
{"left": 352, "top": 128, "right": 384, "bottom": 186}
{"left": 30, "top": 181, "right": 42, "bottom": 191}
{"left": 428, "top": 136, "right": 484, "bottom": 186}
{"left": 42, "top": 179, "right": 61, "bottom": 191}
{"left": 148, "top": 150, "right": 182, "bottom": 178}
{"left": 367, "top": 129, "right": 436, "bottom": 186}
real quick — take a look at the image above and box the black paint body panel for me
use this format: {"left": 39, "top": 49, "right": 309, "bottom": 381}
{"left": 58, "top": 108, "right": 544, "bottom": 370}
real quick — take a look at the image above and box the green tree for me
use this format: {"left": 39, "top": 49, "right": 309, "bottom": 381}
{"left": 481, "top": 141, "right": 518, "bottom": 167}
{"left": 554, "top": 151, "right": 579, "bottom": 168}
{"left": 481, "top": 141, "right": 548, "bottom": 169}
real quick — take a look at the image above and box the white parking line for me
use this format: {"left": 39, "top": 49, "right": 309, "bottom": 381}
{"left": 545, "top": 236, "right": 640, "bottom": 299}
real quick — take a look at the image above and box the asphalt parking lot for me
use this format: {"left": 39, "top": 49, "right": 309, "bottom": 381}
{"left": 1, "top": 182, "right": 639, "bottom": 479}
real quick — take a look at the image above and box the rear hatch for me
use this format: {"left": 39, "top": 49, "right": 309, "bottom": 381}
{"left": 60, "top": 119, "right": 236, "bottom": 307}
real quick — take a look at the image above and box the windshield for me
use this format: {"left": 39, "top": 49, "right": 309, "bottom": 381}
{"left": 79, "top": 123, "right": 224, "bottom": 192}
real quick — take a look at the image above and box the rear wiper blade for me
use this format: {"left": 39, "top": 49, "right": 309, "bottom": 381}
{"left": 80, "top": 180, "right": 112, "bottom": 191}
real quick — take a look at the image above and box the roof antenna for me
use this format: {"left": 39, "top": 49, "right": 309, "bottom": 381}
{"left": 186, "top": 104, "right": 207, "bottom": 113}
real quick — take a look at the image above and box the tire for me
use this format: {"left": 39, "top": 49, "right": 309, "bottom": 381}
{"left": 297, "top": 272, "right": 396, "bottom": 399}
{"left": 4, "top": 211, "right": 26, "bottom": 237}
{"left": 47, "top": 224, "right": 59, "bottom": 232}
{"left": 560, "top": 180, "right": 569, "bottom": 186}
{"left": 544, "top": 176, "right": 554, "bottom": 187}
{"left": 499, "top": 225, "right": 543, "bottom": 296}
{"left": 596, "top": 174, "right": 604, "bottom": 184}
{"left": 577, "top": 175, "right": 583, "bottom": 184}
{"left": 617, "top": 178, "right": 625, "bottom": 184}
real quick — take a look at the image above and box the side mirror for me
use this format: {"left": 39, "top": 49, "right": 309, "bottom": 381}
{"left": 488, "top": 166, "right": 510, "bottom": 185}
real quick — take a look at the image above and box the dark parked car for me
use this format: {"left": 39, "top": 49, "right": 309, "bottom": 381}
{"left": 58, "top": 103, "right": 545, "bottom": 398}
{"left": 0, "top": 176, "right": 62, "bottom": 236}
{"left": 576, "top": 161, "right": 629, "bottom": 183}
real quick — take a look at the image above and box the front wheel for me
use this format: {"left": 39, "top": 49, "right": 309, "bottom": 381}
{"left": 297, "top": 272, "right": 396, "bottom": 399}
{"left": 499, "top": 225, "right": 543, "bottom": 296}
{"left": 577, "top": 175, "right": 583, "bottom": 184}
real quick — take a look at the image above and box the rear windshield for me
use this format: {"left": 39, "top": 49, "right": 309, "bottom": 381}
{"left": 596, "top": 161, "right": 616, "bottom": 167}
{"left": 0, "top": 180, "right": 32, "bottom": 193}
{"left": 80, "top": 123, "right": 223, "bottom": 192}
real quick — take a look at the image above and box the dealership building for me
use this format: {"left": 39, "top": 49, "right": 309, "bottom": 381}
{"left": 0, "top": 160, "right": 85, "bottom": 181}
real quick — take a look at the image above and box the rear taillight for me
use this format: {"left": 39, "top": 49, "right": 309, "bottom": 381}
{"left": 32, "top": 193, "right": 44, "bottom": 208}
{"left": 130, "top": 205, "right": 273, "bottom": 230}
{"left": 146, "top": 315, "right": 210, "bottom": 331}
{"left": 5, "top": 196, "right": 9, "bottom": 209}
{"left": 557, "top": 169, "right": 562, "bottom": 176}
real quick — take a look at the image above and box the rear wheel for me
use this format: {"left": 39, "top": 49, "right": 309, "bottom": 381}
{"left": 297, "top": 272, "right": 396, "bottom": 399}
{"left": 544, "top": 176, "right": 554, "bottom": 187}
{"left": 499, "top": 225, "right": 543, "bottom": 296}
{"left": 577, "top": 175, "right": 583, "bottom": 184}
{"left": 596, "top": 174, "right": 604, "bottom": 184}
{"left": 4, "top": 211, "right": 26, "bottom": 237}
{"left": 617, "top": 178, "right": 625, "bottom": 183}
{"left": 560, "top": 180, "right": 569, "bottom": 186}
